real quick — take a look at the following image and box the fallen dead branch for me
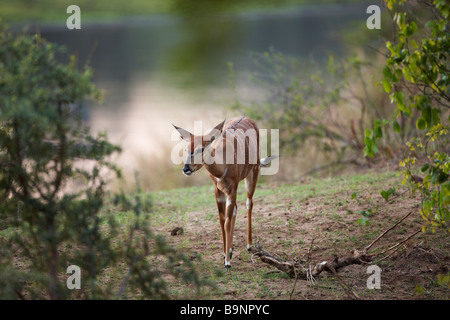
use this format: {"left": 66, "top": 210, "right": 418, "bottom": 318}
{"left": 250, "top": 245, "right": 373, "bottom": 280}
{"left": 250, "top": 210, "right": 422, "bottom": 299}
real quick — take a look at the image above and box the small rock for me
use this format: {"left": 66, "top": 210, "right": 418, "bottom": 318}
{"left": 170, "top": 227, "right": 184, "bottom": 236}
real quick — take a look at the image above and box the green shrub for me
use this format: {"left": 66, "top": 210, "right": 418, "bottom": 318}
{"left": 0, "top": 24, "right": 209, "bottom": 299}
{"left": 373, "top": 0, "right": 449, "bottom": 232}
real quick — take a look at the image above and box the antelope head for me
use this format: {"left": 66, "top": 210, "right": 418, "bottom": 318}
{"left": 173, "top": 120, "right": 225, "bottom": 176}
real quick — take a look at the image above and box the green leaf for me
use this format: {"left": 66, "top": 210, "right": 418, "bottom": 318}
{"left": 404, "top": 22, "right": 417, "bottom": 37}
{"left": 381, "top": 188, "right": 395, "bottom": 202}
{"left": 383, "top": 66, "right": 394, "bottom": 81}
{"left": 357, "top": 217, "right": 370, "bottom": 226}
{"left": 416, "top": 117, "right": 427, "bottom": 130}
{"left": 392, "top": 120, "right": 401, "bottom": 133}
{"left": 437, "top": 172, "right": 449, "bottom": 184}
{"left": 360, "top": 209, "right": 372, "bottom": 217}
{"left": 403, "top": 66, "right": 413, "bottom": 82}
{"left": 394, "top": 91, "right": 406, "bottom": 111}
{"left": 386, "top": 42, "right": 395, "bottom": 55}
{"left": 374, "top": 119, "right": 383, "bottom": 138}
{"left": 421, "top": 105, "right": 432, "bottom": 123}
{"left": 431, "top": 108, "right": 441, "bottom": 125}
{"left": 382, "top": 78, "right": 392, "bottom": 93}
{"left": 396, "top": 12, "right": 405, "bottom": 28}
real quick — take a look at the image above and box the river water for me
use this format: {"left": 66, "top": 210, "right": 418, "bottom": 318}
{"left": 35, "top": 3, "right": 370, "bottom": 190}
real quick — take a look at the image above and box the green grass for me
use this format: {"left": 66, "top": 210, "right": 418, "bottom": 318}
{"left": 128, "top": 169, "right": 446, "bottom": 299}
{"left": 3, "top": 167, "right": 448, "bottom": 299}
{"left": 113, "top": 169, "right": 404, "bottom": 298}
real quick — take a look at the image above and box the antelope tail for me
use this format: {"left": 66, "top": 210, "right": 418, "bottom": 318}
{"left": 260, "top": 155, "right": 278, "bottom": 167}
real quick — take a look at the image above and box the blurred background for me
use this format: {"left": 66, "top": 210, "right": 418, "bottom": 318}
{"left": 2, "top": 0, "right": 386, "bottom": 191}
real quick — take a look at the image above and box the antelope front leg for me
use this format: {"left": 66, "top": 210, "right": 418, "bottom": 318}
{"left": 214, "top": 187, "right": 226, "bottom": 259}
{"left": 224, "top": 193, "right": 237, "bottom": 270}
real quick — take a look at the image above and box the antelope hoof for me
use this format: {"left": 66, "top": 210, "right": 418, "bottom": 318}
{"left": 224, "top": 260, "right": 231, "bottom": 271}
{"left": 247, "top": 244, "right": 252, "bottom": 253}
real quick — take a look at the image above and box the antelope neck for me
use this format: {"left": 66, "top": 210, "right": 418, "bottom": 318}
{"left": 205, "top": 161, "right": 228, "bottom": 181}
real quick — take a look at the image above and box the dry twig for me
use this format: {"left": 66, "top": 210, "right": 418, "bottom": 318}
{"left": 364, "top": 210, "right": 414, "bottom": 253}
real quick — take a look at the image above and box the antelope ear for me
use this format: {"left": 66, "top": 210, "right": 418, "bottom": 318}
{"left": 204, "top": 119, "right": 225, "bottom": 142}
{"left": 172, "top": 124, "right": 192, "bottom": 142}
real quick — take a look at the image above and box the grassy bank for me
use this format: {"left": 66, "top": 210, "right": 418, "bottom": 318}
{"left": 2, "top": 167, "right": 448, "bottom": 299}
{"left": 113, "top": 168, "right": 449, "bottom": 299}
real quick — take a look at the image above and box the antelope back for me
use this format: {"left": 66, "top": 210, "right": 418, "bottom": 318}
{"left": 210, "top": 117, "right": 260, "bottom": 181}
